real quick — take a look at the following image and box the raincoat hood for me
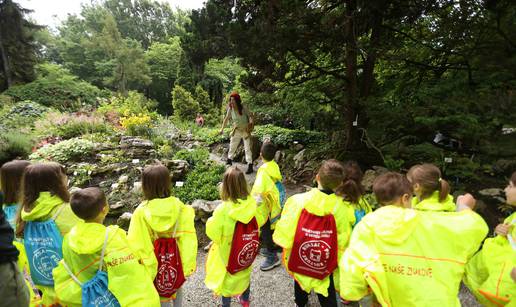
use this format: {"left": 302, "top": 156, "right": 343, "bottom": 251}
{"left": 21, "top": 192, "right": 64, "bottom": 221}
{"left": 227, "top": 196, "right": 256, "bottom": 223}
{"left": 142, "top": 196, "right": 182, "bottom": 233}
{"left": 304, "top": 189, "right": 343, "bottom": 216}
{"left": 412, "top": 191, "right": 456, "bottom": 212}
{"left": 261, "top": 160, "right": 282, "bottom": 182}
{"left": 67, "top": 222, "right": 107, "bottom": 255}
{"left": 363, "top": 205, "right": 419, "bottom": 245}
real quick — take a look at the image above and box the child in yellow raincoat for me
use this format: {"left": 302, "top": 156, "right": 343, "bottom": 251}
{"left": 52, "top": 187, "right": 160, "bottom": 306}
{"left": 251, "top": 141, "right": 283, "bottom": 271}
{"left": 17, "top": 162, "right": 82, "bottom": 306}
{"left": 273, "top": 159, "right": 355, "bottom": 307}
{"left": 128, "top": 164, "right": 197, "bottom": 306}
{"left": 1, "top": 160, "right": 42, "bottom": 306}
{"left": 407, "top": 163, "right": 456, "bottom": 211}
{"left": 464, "top": 171, "right": 516, "bottom": 306}
{"left": 339, "top": 172, "right": 488, "bottom": 307}
{"left": 205, "top": 166, "right": 267, "bottom": 307}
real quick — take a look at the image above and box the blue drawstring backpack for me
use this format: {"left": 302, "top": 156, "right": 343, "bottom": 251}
{"left": 3, "top": 204, "right": 18, "bottom": 230}
{"left": 24, "top": 205, "right": 65, "bottom": 286}
{"left": 63, "top": 228, "right": 120, "bottom": 307}
{"left": 275, "top": 181, "right": 287, "bottom": 208}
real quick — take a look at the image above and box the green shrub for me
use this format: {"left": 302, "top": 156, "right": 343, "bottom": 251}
{"left": 173, "top": 162, "right": 224, "bottom": 203}
{"left": 2, "top": 63, "right": 105, "bottom": 111}
{"left": 97, "top": 91, "right": 157, "bottom": 117}
{"left": 0, "top": 132, "right": 34, "bottom": 164}
{"left": 35, "top": 112, "right": 110, "bottom": 139}
{"left": 172, "top": 85, "right": 200, "bottom": 121}
{"left": 173, "top": 148, "right": 210, "bottom": 168}
{"left": 253, "top": 124, "right": 326, "bottom": 147}
{"left": 30, "top": 138, "right": 96, "bottom": 163}
{"left": 0, "top": 101, "right": 49, "bottom": 130}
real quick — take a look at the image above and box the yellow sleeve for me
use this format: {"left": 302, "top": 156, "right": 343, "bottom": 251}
{"left": 463, "top": 249, "right": 488, "bottom": 299}
{"left": 206, "top": 203, "right": 225, "bottom": 244}
{"left": 177, "top": 204, "right": 198, "bottom": 276}
{"left": 272, "top": 196, "right": 300, "bottom": 249}
{"left": 339, "top": 222, "right": 376, "bottom": 301}
{"left": 127, "top": 206, "right": 157, "bottom": 279}
{"left": 108, "top": 229, "right": 160, "bottom": 307}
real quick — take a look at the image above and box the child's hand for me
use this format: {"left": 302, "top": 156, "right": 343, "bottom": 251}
{"left": 456, "top": 193, "right": 476, "bottom": 211}
{"left": 511, "top": 267, "right": 516, "bottom": 282}
{"left": 495, "top": 223, "right": 511, "bottom": 237}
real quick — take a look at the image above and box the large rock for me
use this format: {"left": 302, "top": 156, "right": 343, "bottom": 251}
{"left": 293, "top": 149, "right": 307, "bottom": 169}
{"left": 119, "top": 136, "right": 155, "bottom": 158}
{"left": 479, "top": 188, "right": 505, "bottom": 203}
{"left": 162, "top": 159, "right": 190, "bottom": 181}
{"left": 191, "top": 199, "right": 222, "bottom": 223}
{"left": 117, "top": 212, "right": 132, "bottom": 230}
{"left": 362, "top": 166, "right": 389, "bottom": 192}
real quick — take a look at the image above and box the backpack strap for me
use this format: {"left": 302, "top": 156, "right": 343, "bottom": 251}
{"left": 98, "top": 227, "right": 109, "bottom": 271}
{"left": 51, "top": 204, "right": 67, "bottom": 220}
{"left": 62, "top": 261, "right": 83, "bottom": 286}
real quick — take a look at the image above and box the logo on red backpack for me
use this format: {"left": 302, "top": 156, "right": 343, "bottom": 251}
{"left": 156, "top": 254, "right": 178, "bottom": 293}
{"left": 298, "top": 240, "right": 332, "bottom": 270}
{"left": 237, "top": 239, "right": 260, "bottom": 267}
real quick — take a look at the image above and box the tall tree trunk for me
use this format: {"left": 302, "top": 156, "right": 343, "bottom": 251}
{"left": 0, "top": 29, "right": 12, "bottom": 89}
{"left": 344, "top": 0, "right": 359, "bottom": 150}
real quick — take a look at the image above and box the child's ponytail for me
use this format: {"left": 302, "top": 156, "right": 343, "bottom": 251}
{"left": 336, "top": 179, "right": 362, "bottom": 203}
{"left": 438, "top": 178, "right": 450, "bottom": 203}
{"left": 335, "top": 161, "right": 365, "bottom": 204}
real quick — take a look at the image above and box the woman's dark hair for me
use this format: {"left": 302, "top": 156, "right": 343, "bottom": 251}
{"left": 17, "top": 162, "right": 69, "bottom": 237}
{"left": 230, "top": 92, "right": 243, "bottom": 115}
{"left": 407, "top": 163, "right": 450, "bottom": 202}
{"left": 220, "top": 166, "right": 249, "bottom": 203}
{"left": 1, "top": 160, "right": 31, "bottom": 204}
{"left": 142, "top": 164, "right": 171, "bottom": 200}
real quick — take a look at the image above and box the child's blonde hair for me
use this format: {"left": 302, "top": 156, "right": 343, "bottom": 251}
{"left": 220, "top": 166, "right": 249, "bottom": 203}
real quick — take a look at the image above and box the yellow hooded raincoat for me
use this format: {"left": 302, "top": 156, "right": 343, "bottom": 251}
{"left": 127, "top": 196, "right": 197, "bottom": 302}
{"left": 204, "top": 196, "right": 266, "bottom": 297}
{"left": 464, "top": 212, "right": 516, "bottom": 306}
{"left": 273, "top": 188, "right": 355, "bottom": 296}
{"left": 52, "top": 223, "right": 160, "bottom": 306}
{"left": 251, "top": 160, "right": 283, "bottom": 228}
{"left": 21, "top": 192, "right": 82, "bottom": 306}
{"left": 412, "top": 191, "right": 456, "bottom": 212}
{"left": 339, "top": 205, "right": 488, "bottom": 307}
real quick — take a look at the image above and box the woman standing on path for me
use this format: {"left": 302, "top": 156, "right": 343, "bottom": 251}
{"left": 220, "top": 92, "right": 255, "bottom": 174}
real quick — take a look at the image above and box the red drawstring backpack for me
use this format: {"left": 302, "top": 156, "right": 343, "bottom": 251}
{"left": 226, "top": 217, "right": 260, "bottom": 274}
{"left": 153, "top": 213, "right": 186, "bottom": 297}
{"left": 288, "top": 206, "right": 338, "bottom": 279}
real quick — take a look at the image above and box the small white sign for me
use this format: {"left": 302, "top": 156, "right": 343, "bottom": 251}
{"left": 445, "top": 157, "right": 453, "bottom": 163}
{"left": 352, "top": 115, "right": 358, "bottom": 126}
{"left": 132, "top": 159, "right": 140, "bottom": 164}
{"left": 175, "top": 181, "right": 184, "bottom": 187}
